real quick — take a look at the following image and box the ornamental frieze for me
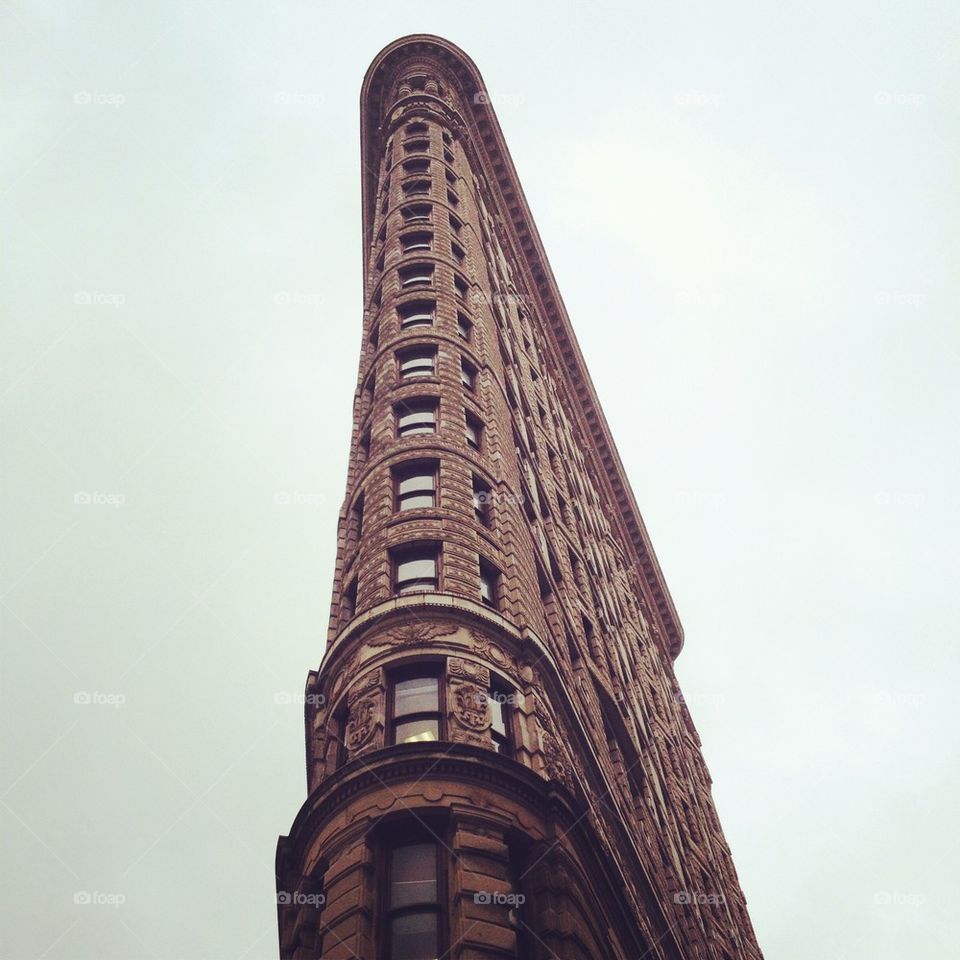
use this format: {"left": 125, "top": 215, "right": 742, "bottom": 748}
{"left": 345, "top": 695, "right": 381, "bottom": 756}
{"left": 367, "top": 621, "right": 454, "bottom": 649}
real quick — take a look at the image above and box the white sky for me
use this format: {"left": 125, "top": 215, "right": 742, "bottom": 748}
{"left": 2, "top": 1, "right": 958, "bottom": 958}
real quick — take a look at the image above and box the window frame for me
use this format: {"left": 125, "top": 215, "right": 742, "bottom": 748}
{"left": 393, "top": 461, "right": 439, "bottom": 512}
{"left": 395, "top": 398, "right": 438, "bottom": 438}
{"left": 396, "top": 345, "right": 437, "bottom": 381}
{"left": 392, "top": 543, "right": 440, "bottom": 595}
{"left": 479, "top": 557, "right": 501, "bottom": 609}
{"left": 398, "top": 263, "right": 435, "bottom": 289}
{"left": 464, "top": 410, "right": 483, "bottom": 450}
{"left": 387, "top": 662, "right": 445, "bottom": 744}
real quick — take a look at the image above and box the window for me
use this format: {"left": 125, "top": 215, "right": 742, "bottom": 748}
{"left": 390, "top": 669, "right": 441, "bottom": 742}
{"left": 447, "top": 189, "right": 459, "bottom": 207}
{"left": 479, "top": 558, "right": 500, "bottom": 608}
{"left": 460, "top": 357, "right": 477, "bottom": 390}
{"left": 359, "top": 428, "right": 371, "bottom": 462}
{"left": 465, "top": 411, "right": 483, "bottom": 450}
{"left": 443, "top": 148, "right": 455, "bottom": 164}
{"left": 398, "top": 299, "right": 434, "bottom": 328}
{"left": 399, "top": 264, "right": 434, "bottom": 289}
{"left": 396, "top": 399, "right": 437, "bottom": 437}
{"left": 402, "top": 157, "right": 430, "bottom": 175}
{"left": 386, "top": 839, "right": 441, "bottom": 959}
{"left": 352, "top": 493, "right": 365, "bottom": 540}
{"left": 394, "top": 462, "right": 438, "bottom": 511}
{"left": 378, "top": 222, "right": 387, "bottom": 244}
{"left": 489, "top": 681, "right": 513, "bottom": 755}
{"left": 342, "top": 576, "right": 358, "bottom": 621}
{"left": 403, "top": 138, "right": 429, "bottom": 154}
{"left": 402, "top": 179, "right": 431, "bottom": 197}
{"left": 451, "top": 241, "right": 465, "bottom": 264}
{"left": 472, "top": 475, "right": 492, "bottom": 526}
{"left": 369, "top": 321, "right": 380, "bottom": 348}
{"left": 442, "top": 130, "right": 452, "bottom": 145}
{"left": 453, "top": 274, "right": 468, "bottom": 301}
{"left": 393, "top": 545, "right": 439, "bottom": 596}
{"left": 401, "top": 231, "right": 433, "bottom": 253}
{"left": 397, "top": 346, "right": 436, "bottom": 379}
{"left": 449, "top": 213, "right": 462, "bottom": 235}
{"left": 456, "top": 312, "right": 472, "bottom": 341}
{"left": 406, "top": 121, "right": 428, "bottom": 136}
{"left": 445, "top": 168, "right": 457, "bottom": 185}
{"left": 401, "top": 203, "right": 431, "bottom": 224}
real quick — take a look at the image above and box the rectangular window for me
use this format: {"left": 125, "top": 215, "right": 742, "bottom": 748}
{"left": 464, "top": 411, "right": 483, "bottom": 450}
{"left": 402, "top": 179, "right": 431, "bottom": 197}
{"left": 386, "top": 840, "right": 440, "bottom": 958}
{"left": 456, "top": 312, "right": 472, "bottom": 341}
{"left": 451, "top": 241, "right": 465, "bottom": 264}
{"left": 443, "top": 148, "right": 455, "bottom": 164}
{"left": 342, "top": 576, "right": 358, "bottom": 621}
{"left": 353, "top": 493, "right": 365, "bottom": 540}
{"left": 399, "top": 264, "right": 434, "bottom": 289}
{"left": 397, "top": 346, "right": 436, "bottom": 380}
{"left": 445, "top": 168, "right": 457, "bottom": 185}
{"left": 402, "top": 158, "right": 430, "bottom": 175}
{"left": 398, "top": 299, "right": 435, "bottom": 328}
{"left": 403, "top": 138, "right": 430, "bottom": 154}
{"left": 394, "top": 462, "right": 438, "bottom": 511}
{"left": 453, "top": 274, "right": 468, "bottom": 302}
{"left": 396, "top": 400, "right": 437, "bottom": 437}
{"left": 489, "top": 682, "right": 513, "bottom": 755}
{"left": 447, "top": 189, "right": 459, "bottom": 207}
{"left": 472, "top": 475, "right": 492, "bottom": 526}
{"left": 460, "top": 357, "right": 477, "bottom": 390}
{"left": 393, "top": 546, "right": 439, "bottom": 596}
{"left": 479, "top": 558, "right": 500, "bottom": 608}
{"left": 400, "top": 232, "right": 433, "bottom": 253}
{"left": 449, "top": 213, "right": 462, "bottom": 235}
{"left": 406, "top": 122, "right": 428, "bottom": 136}
{"left": 401, "top": 203, "right": 431, "bottom": 224}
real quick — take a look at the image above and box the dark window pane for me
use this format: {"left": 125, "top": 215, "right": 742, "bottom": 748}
{"left": 394, "top": 717, "right": 439, "bottom": 744}
{"left": 394, "top": 676, "right": 439, "bottom": 716}
{"left": 389, "top": 910, "right": 438, "bottom": 960}
{"left": 490, "top": 694, "right": 506, "bottom": 737}
{"left": 390, "top": 843, "right": 438, "bottom": 907}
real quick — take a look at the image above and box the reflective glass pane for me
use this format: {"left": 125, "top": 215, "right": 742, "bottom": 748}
{"left": 394, "top": 718, "right": 439, "bottom": 744}
{"left": 390, "top": 843, "right": 437, "bottom": 907}
{"left": 389, "top": 910, "right": 438, "bottom": 960}
{"left": 394, "top": 676, "right": 438, "bottom": 716}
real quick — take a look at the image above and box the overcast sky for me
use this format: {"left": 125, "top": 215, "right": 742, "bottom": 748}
{"left": 2, "top": 1, "right": 958, "bottom": 958}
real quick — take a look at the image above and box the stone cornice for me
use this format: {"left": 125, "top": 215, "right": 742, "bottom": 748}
{"left": 360, "top": 36, "right": 684, "bottom": 657}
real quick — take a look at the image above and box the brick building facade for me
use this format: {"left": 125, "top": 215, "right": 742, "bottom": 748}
{"left": 276, "top": 35, "right": 763, "bottom": 960}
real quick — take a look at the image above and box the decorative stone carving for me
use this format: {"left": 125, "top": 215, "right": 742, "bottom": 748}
{"left": 368, "top": 621, "right": 454, "bottom": 649}
{"left": 469, "top": 629, "right": 535, "bottom": 686}
{"left": 348, "top": 668, "right": 381, "bottom": 704}
{"left": 452, "top": 681, "right": 489, "bottom": 731}
{"left": 449, "top": 657, "right": 489, "bottom": 686}
{"left": 345, "top": 697, "right": 379, "bottom": 754}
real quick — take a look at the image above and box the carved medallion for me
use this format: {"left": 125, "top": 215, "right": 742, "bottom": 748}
{"left": 452, "top": 681, "right": 489, "bottom": 731}
{"left": 346, "top": 697, "right": 377, "bottom": 751}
